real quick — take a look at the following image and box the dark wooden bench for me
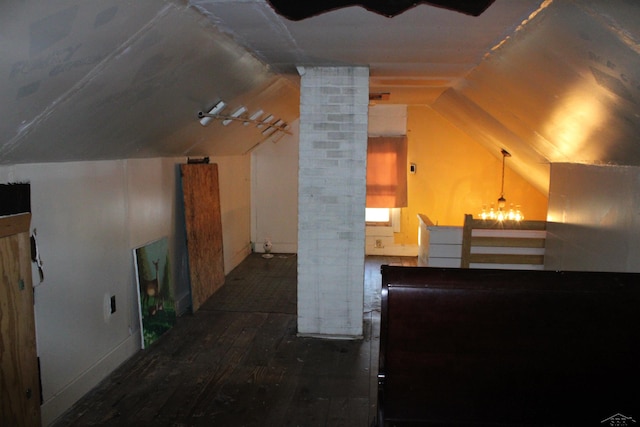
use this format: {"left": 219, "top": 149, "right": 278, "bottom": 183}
{"left": 377, "top": 266, "right": 640, "bottom": 426}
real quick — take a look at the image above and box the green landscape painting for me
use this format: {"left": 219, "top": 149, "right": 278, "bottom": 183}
{"left": 134, "top": 237, "right": 176, "bottom": 349}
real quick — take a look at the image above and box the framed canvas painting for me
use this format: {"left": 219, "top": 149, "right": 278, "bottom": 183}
{"left": 134, "top": 237, "right": 176, "bottom": 348}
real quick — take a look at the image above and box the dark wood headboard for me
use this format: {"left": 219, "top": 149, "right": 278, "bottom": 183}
{"left": 377, "top": 266, "right": 640, "bottom": 426}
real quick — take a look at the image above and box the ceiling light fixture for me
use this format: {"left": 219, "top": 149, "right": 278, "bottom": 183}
{"left": 262, "top": 119, "right": 285, "bottom": 136}
{"left": 197, "top": 106, "right": 291, "bottom": 136}
{"left": 247, "top": 110, "right": 264, "bottom": 125}
{"left": 258, "top": 115, "right": 275, "bottom": 129}
{"left": 223, "top": 106, "right": 247, "bottom": 126}
{"left": 198, "top": 101, "right": 226, "bottom": 126}
{"left": 480, "top": 148, "right": 523, "bottom": 221}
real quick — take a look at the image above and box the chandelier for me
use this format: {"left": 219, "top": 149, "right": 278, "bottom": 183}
{"left": 480, "top": 148, "right": 523, "bottom": 221}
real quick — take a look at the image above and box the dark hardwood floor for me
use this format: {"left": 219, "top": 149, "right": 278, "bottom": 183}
{"left": 51, "top": 254, "right": 416, "bottom": 427}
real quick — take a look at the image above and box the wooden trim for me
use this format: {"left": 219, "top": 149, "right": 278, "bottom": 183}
{"left": 460, "top": 214, "right": 473, "bottom": 268}
{"left": 0, "top": 213, "right": 31, "bottom": 238}
{"left": 365, "top": 220, "right": 392, "bottom": 227}
{"left": 468, "top": 218, "right": 546, "bottom": 231}
{"left": 469, "top": 253, "right": 545, "bottom": 265}
{"left": 461, "top": 213, "right": 546, "bottom": 268}
{"left": 471, "top": 236, "right": 546, "bottom": 248}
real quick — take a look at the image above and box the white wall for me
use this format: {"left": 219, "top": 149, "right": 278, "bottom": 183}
{"left": 0, "top": 155, "right": 251, "bottom": 426}
{"left": 217, "top": 155, "right": 253, "bottom": 269}
{"left": 251, "top": 120, "right": 299, "bottom": 254}
{"left": 251, "top": 107, "right": 418, "bottom": 258}
{"left": 545, "top": 162, "right": 640, "bottom": 272}
{"left": 365, "top": 104, "right": 417, "bottom": 256}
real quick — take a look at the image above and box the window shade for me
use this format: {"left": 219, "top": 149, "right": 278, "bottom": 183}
{"left": 366, "top": 136, "right": 408, "bottom": 208}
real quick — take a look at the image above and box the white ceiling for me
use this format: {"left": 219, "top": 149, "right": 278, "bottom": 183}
{"left": 196, "top": 0, "right": 535, "bottom": 74}
{"left": 2, "top": 0, "right": 640, "bottom": 195}
{"left": 195, "top": 0, "right": 547, "bottom": 102}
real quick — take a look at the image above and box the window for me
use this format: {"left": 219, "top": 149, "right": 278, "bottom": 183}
{"left": 365, "top": 208, "right": 402, "bottom": 232}
{"left": 366, "top": 136, "right": 408, "bottom": 208}
{"left": 365, "top": 207, "right": 390, "bottom": 225}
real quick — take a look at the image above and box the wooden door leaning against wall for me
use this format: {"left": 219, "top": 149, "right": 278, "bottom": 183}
{"left": 180, "top": 163, "right": 225, "bottom": 312}
{"left": 0, "top": 212, "right": 42, "bottom": 427}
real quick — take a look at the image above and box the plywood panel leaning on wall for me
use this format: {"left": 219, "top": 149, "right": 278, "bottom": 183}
{"left": 180, "top": 163, "right": 225, "bottom": 312}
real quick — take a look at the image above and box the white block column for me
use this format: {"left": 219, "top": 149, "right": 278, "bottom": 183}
{"left": 297, "top": 66, "right": 369, "bottom": 338}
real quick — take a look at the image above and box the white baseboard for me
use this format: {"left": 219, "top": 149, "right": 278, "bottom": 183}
{"left": 255, "top": 242, "right": 297, "bottom": 254}
{"left": 228, "top": 244, "right": 252, "bottom": 271}
{"left": 41, "top": 332, "right": 141, "bottom": 426}
{"left": 297, "top": 332, "right": 364, "bottom": 340}
{"left": 365, "top": 244, "right": 418, "bottom": 257}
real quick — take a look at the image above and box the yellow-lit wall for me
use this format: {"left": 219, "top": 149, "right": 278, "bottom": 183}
{"left": 395, "top": 105, "right": 548, "bottom": 245}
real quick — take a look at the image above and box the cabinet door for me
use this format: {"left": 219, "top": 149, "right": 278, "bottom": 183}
{"left": 0, "top": 214, "right": 41, "bottom": 427}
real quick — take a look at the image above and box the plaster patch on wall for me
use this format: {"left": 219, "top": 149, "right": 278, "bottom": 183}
{"left": 95, "top": 6, "right": 118, "bottom": 28}
{"left": 10, "top": 44, "right": 82, "bottom": 79}
{"left": 16, "top": 81, "right": 41, "bottom": 99}
{"left": 590, "top": 66, "right": 634, "bottom": 102}
{"left": 133, "top": 53, "right": 172, "bottom": 85}
{"left": 30, "top": 6, "right": 79, "bottom": 55}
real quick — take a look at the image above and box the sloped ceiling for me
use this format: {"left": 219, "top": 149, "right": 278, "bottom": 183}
{"left": 437, "top": 0, "right": 640, "bottom": 193}
{"left": 0, "top": 1, "right": 299, "bottom": 164}
{"left": 2, "top": 0, "right": 640, "bottom": 196}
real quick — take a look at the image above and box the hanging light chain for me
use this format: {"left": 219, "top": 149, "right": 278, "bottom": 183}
{"left": 480, "top": 148, "right": 523, "bottom": 221}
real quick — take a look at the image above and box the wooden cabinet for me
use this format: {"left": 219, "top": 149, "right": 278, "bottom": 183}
{"left": 1, "top": 213, "right": 41, "bottom": 427}
{"left": 417, "top": 214, "right": 462, "bottom": 267}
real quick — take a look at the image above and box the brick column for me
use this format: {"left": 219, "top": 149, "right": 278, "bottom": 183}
{"left": 297, "top": 66, "right": 369, "bottom": 338}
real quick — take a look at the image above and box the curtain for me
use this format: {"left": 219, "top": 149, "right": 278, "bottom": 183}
{"left": 366, "top": 136, "right": 408, "bottom": 208}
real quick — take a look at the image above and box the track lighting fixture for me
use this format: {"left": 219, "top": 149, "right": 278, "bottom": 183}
{"left": 197, "top": 102, "right": 291, "bottom": 136}
{"left": 198, "top": 101, "right": 226, "bottom": 126}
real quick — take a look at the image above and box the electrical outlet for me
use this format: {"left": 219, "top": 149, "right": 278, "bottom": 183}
{"left": 110, "top": 295, "right": 116, "bottom": 314}
{"left": 375, "top": 239, "right": 383, "bottom": 248}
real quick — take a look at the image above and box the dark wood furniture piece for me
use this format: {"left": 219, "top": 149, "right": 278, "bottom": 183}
{"left": 377, "top": 266, "right": 640, "bottom": 426}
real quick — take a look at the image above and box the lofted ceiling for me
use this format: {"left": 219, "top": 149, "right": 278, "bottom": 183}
{"left": 2, "top": 0, "right": 640, "bottom": 195}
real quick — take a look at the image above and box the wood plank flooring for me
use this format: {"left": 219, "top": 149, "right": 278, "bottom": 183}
{"left": 51, "top": 254, "right": 416, "bottom": 427}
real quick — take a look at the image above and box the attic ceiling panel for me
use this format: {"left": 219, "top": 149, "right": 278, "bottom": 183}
{"left": 193, "top": 0, "right": 545, "bottom": 84}
{"left": 0, "top": 1, "right": 165, "bottom": 161}
{"left": 456, "top": 0, "right": 640, "bottom": 168}
{"left": 189, "top": 1, "right": 298, "bottom": 57}
{"left": 0, "top": 0, "right": 297, "bottom": 163}
{"left": 433, "top": 89, "right": 551, "bottom": 194}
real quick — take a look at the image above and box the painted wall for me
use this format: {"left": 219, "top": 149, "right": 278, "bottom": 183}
{"left": 251, "top": 120, "right": 299, "bottom": 254}
{"left": 297, "top": 66, "right": 368, "bottom": 338}
{"left": 251, "top": 104, "right": 549, "bottom": 256}
{"left": 366, "top": 105, "right": 415, "bottom": 255}
{"left": 545, "top": 163, "right": 640, "bottom": 272}
{"left": 400, "top": 105, "right": 549, "bottom": 245}
{"left": 0, "top": 155, "right": 251, "bottom": 425}
{"left": 216, "top": 155, "right": 253, "bottom": 269}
